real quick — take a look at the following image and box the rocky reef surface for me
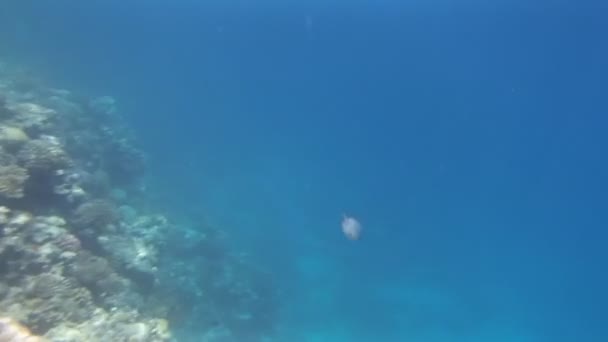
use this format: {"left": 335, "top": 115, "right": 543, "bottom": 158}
{"left": 0, "top": 62, "right": 277, "bottom": 341}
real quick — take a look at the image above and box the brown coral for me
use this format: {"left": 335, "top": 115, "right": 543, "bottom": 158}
{"left": 0, "top": 164, "right": 28, "bottom": 198}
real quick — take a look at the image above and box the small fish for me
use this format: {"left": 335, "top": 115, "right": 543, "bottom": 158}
{"left": 341, "top": 214, "right": 362, "bottom": 240}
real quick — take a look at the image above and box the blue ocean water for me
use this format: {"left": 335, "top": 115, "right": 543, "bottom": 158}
{"left": 1, "top": 0, "right": 607, "bottom": 341}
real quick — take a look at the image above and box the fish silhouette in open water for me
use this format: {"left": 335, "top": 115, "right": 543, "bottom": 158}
{"left": 341, "top": 214, "right": 362, "bottom": 240}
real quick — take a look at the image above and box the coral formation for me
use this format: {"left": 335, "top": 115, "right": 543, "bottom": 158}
{"left": 52, "top": 169, "right": 87, "bottom": 204}
{"left": 17, "top": 137, "right": 71, "bottom": 174}
{"left": 157, "top": 221, "right": 278, "bottom": 340}
{"left": 3, "top": 103, "right": 56, "bottom": 136}
{"left": 44, "top": 310, "right": 170, "bottom": 342}
{"left": 0, "top": 61, "right": 278, "bottom": 341}
{"left": 71, "top": 199, "right": 119, "bottom": 232}
{"left": 0, "top": 164, "right": 28, "bottom": 198}
{"left": 0, "top": 125, "right": 29, "bottom": 150}
{"left": 0, "top": 63, "right": 174, "bottom": 341}
{"left": 23, "top": 272, "right": 95, "bottom": 333}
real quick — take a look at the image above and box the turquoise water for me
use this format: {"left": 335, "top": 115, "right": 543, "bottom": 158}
{"left": 1, "top": 1, "right": 607, "bottom": 341}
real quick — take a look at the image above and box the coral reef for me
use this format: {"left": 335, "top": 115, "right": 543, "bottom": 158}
{"left": 0, "top": 63, "right": 173, "bottom": 341}
{"left": 0, "top": 61, "right": 278, "bottom": 341}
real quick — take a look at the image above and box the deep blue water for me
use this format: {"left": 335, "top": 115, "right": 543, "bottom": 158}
{"left": 2, "top": 1, "right": 607, "bottom": 341}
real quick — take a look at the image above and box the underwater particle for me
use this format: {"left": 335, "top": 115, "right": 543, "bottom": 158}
{"left": 341, "top": 214, "right": 362, "bottom": 240}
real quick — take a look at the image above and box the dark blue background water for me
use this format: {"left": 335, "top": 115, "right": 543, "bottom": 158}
{"left": 2, "top": 1, "right": 607, "bottom": 341}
